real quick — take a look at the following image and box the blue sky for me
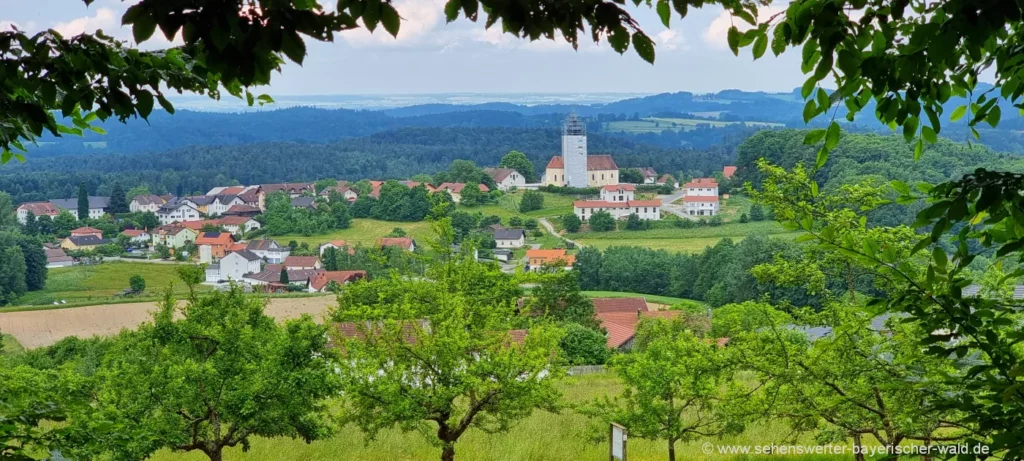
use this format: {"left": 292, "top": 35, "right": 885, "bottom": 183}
{"left": 2, "top": 0, "right": 808, "bottom": 95}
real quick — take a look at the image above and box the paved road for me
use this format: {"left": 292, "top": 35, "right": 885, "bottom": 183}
{"left": 658, "top": 190, "right": 695, "bottom": 220}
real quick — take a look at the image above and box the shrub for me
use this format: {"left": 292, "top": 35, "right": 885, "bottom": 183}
{"left": 559, "top": 323, "right": 610, "bottom": 365}
{"left": 508, "top": 216, "right": 523, "bottom": 227}
{"left": 562, "top": 214, "right": 582, "bottom": 233}
{"left": 129, "top": 275, "right": 146, "bottom": 293}
{"left": 739, "top": 213, "right": 749, "bottom": 223}
{"left": 625, "top": 213, "right": 650, "bottom": 231}
{"left": 588, "top": 211, "right": 616, "bottom": 232}
{"left": 524, "top": 218, "right": 538, "bottom": 230}
{"left": 519, "top": 190, "right": 545, "bottom": 212}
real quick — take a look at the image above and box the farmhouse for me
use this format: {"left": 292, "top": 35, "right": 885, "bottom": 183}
{"left": 129, "top": 194, "right": 169, "bottom": 213}
{"left": 573, "top": 185, "right": 662, "bottom": 221}
{"left": 378, "top": 237, "right": 416, "bottom": 252}
{"left": 525, "top": 249, "right": 575, "bottom": 271}
{"left": 319, "top": 240, "right": 354, "bottom": 256}
{"left": 157, "top": 201, "right": 202, "bottom": 225}
{"left": 319, "top": 183, "right": 359, "bottom": 202}
{"left": 483, "top": 168, "right": 527, "bottom": 191}
{"left": 50, "top": 196, "right": 110, "bottom": 220}
{"left": 16, "top": 202, "right": 60, "bottom": 224}
{"left": 151, "top": 225, "right": 198, "bottom": 249}
{"left": 70, "top": 227, "right": 103, "bottom": 238}
{"left": 308, "top": 270, "right": 367, "bottom": 292}
{"left": 492, "top": 229, "right": 526, "bottom": 249}
{"left": 196, "top": 232, "right": 235, "bottom": 261}
{"left": 638, "top": 167, "right": 658, "bottom": 184}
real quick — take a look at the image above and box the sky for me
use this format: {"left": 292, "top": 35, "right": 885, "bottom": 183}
{"left": 1, "top": 0, "right": 808, "bottom": 96}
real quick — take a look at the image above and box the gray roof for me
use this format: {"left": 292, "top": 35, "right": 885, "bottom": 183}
{"left": 963, "top": 284, "right": 1024, "bottom": 300}
{"left": 291, "top": 197, "right": 317, "bottom": 208}
{"left": 229, "top": 249, "right": 262, "bottom": 261}
{"left": 246, "top": 239, "right": 279, "bottom": 251}
{"left": 186, "top": 195, "right": 216, "bottom": 205}
{"left": 207, "top": 264, "right": 220, "bottom": 271}
{"left": 65, "top": 235, "right": 112, "bottom": 246}
{"left": 132, "top": 194, "right": 166, "bottom": 206}
{"left": 51, "top": 196, "right": 110, "bottom": 210}
{"left": 493, "top": 249, "right": 512, "bottom": 255}
{"left": 492, "top": 229, "right": 526, "bottom": 240}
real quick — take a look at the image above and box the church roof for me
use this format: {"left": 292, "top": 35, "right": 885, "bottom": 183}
{"left": 545, "top": 155, "right": 618, "bottom": 171}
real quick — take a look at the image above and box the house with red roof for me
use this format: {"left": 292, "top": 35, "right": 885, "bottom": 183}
{"left": 319, "top": 240, "right": 355, "bottom": 256}
{"left": 682, "top": 178, "right": 720, "bottom": 217}
{"left": 573, "top": 183, "right": 661, "bottom": 221}
{"left": 483, "top": 167, "right": 527, "bottom": 191}
{"left": 16, "top": 202, "right": 60, "bottom": 224}
{"left": 434, "top": 183, "right": 490, "bottom": 203}
{"left": 284, "top": 255, "right": 321, "bottom": 270}
{"left": 120, "top": 229, "right": 151, "bottom": 244}
{"left": 196, "top": 232, "right": 235, "bottom": 261}
{"left": 70, "top": 227, "right": 103, "bottom": 238}
{"left": 377, "top": 237, "right": 416, "bottom": 252}
{"left": 525, "top": 249, "right": 575, "bottom": 271}
{"left": 722, "top": 166, "right": 737, "bottom": 179}
{"left": 308, "top": 270, "right": 367, "bottom": 292}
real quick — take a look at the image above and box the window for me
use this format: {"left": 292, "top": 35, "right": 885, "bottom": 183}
{"left": 592, "top": 174, "right": 595, "bottom": 181}
{"left": 602, "top": 174, "right": 605, "bottom": 180}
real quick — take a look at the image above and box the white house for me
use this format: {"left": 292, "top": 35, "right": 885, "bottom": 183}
{"left": 246, "top": 239, "right": 290, "bottom": 263}
{"left": 319, "top": 240, "right": 352, "bottom": 256}
{"left": 211, "top": 216, "right": 260, "bottom": 234}
{"left": 120, "top": 229, "right": 151, "bottom": 244}
{"left": 639, "top": 167, "right": 658, "bottom": 184}
{"left": 218, "top": 250, "right": 263, "bottom": 281}
{"left": 158, "top": 201, "right": 202, "bottom": 225}
{"left": 16, "top": 202, "right": 60, "bottom": 224}
{"left": 492, "top": 229, "right": 526, "bottom": 248}
{"left": 600, "top": 184, "right": 635, "bottom": 202}
{"left": 207, "top": 195, "right": 245, "bottom": 216}
{"left": 319, "top": 184, "right": 359, "bottom": 202}
{"left": 50, "top": 197, "right": 110, "bottom": 220}
{"left": 574, "top": 199, "right": 662, "bottom": 221}
{"left": 129, "top": 195, "right": 168, "bottom": 213}
{"left": 484, "top": 168, "right": 527, "bottom": 191}
{"left": 683, "top": 178, "right": 719, "bottom": 197}
{"left": 683, "top": 196, "right": 720, "bottom": 216}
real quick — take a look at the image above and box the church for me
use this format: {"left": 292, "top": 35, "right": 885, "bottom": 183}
{"left": 543, "top": 114, "right": 619, "bottom": 188}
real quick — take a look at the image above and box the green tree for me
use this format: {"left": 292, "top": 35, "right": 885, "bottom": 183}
{"left": 314, "top": 178, "right": 338, "bottom": 194}
{"left": 524, "top": 218, "right": 538, "bottom": 230}
{"left": 155, "top": 244, "right": 171, "bottom": 260}
{"left": 588, "top": 211, "right": 615, "bottom": 232}
{"left": 332, "top": 241, "right": 563, "bottom": 461}
{"left": 583, "top": 317, "right": 740, "bottom": 461}
{"left": 388, "top": 227, "right": 407, "bottom": 237}
{"left": 738, "top": 213, "right": 749, "bottom": 223}
{"left": 559, "top": 323, "right": 610, "bottom": 365}
{"left": 23, "top": 211, "right": 38, "bottom": 235}
{"left": 0, "top": 246, "right": 27, "bottom": 306}
{"left": 86, "top": 288, "right": 339, "bottom": 461}
{"left": 748, "top": 203, "right": 765, "bottom": 221}
{"left": 136, "top": 212, "right": 160, "bottom": 230}
{"left": 624, "top": 213, "right": 648, "bottom": 230}
{"left": 458, "top": 182, "right": 485, "bottom": 207}
{"left": 498, "top": 150, "right": 537, "bottom": 183}
{"left": 561, "top": 213, "right": 581, "bottom": 233}
{"left": 108, "top": 182, "right": 129, "bottom": 214}
{"left": 126, "top": 185, "right": 151, "bottom": 201}
{"left": 52, "top": 211, "right": 77, "bottom": 238}
{"left": 76, "top": 183, "right": 89, "bottom": 221}
{"left": 519, "top": 190, "right": 544, "bottom": 212}
{"left": 129, "top": 275, "right": 146, "bottom": 293}
{"left": 526, "top": 271, "right": 598, "bottom": 328}
{"left": 0, "top": 192, "right": 17, "bottom": 230}
{"left": 572, "top": 246, "right": 602, "bottom": 290}
{"left": 709, "top": 301, "right": 790, "bottom": 339}
{"left": 279, "top": 268, "right": 290, "bottom": 284}
{"left": 508, "top": 216, "right": 523, "bottom": 227}
{"left": 619, "top": 168, "right": 644, "bottom": 184}
{"left": 350, "top": 196, "right": 375, "bottom": 218}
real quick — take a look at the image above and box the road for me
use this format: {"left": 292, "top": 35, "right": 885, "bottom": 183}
{"left": 538, "top": 218, "right": 585, "bottom": 249}
{"left": 658, "top": 190, "right": 695, "bottom": 220}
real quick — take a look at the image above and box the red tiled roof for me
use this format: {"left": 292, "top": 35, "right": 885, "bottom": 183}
{"left": 657, "top": 174, "right": 676, "bottom": 184}
{"left": 225, "top": 204, "right": 261, "bottom": 215}
{"left": 261, "top": 183, "right": 314, "bottom": 194}
{"left": 284, "top": 256, "right": 320, "bottom": 268}
{"left": 71, "top": 227, "right": 103, "bottom": 235}
{"left": 377, "top": 237, "right": 414, "bottom": 250}
{"left": 574, "top": 200, "right": 661, "bottom": 208}
{"left": 212, "top": 216, "right": 255, "bottom": 226}
{"left": 17, "top": 202, "right": 60, "bottom": 217}
{"left": 546, "top": 156, "right": 564, "bottom": 169}
{"left": 722, "top": 166, "right": 737, "bottom": 178}
{"left": 179, "top": 221, "right": 206, "bottom": 231}
{"left": 437, "top": 182, "right": 490, "bottom": 194}
{"left": 587, "top": 155, "right": 618, "bottom": 171}
{"left": 595, "top": 309, "right": 681, "bottom": 348}
{"left": 220, "top": 186, "right": 245, "bottom": 195}
{"left": 592, "top": 297, "right": 649, "bottom": 314}
{"left": 526, "top": 249, "right": 567, "bottom": 260}
{"left": 484, "top": 167, "right": 517, "bottom": 182}
{"left": 683, "top": 195, "right": 720, "bottom": 203}
{"left": 683, "top": 178, "right": 719, "bottom": 188}
{"left": 626, "top": 200, "right": 662, "bottom": 207}
{"left": 121, "top": 229, "right": 147, "bottom": 237}
{"left": 602, "top": 184, "right": 636, "bottom": 191}
{"left": 310, "top": 270, "right": 367, "bottom": 290}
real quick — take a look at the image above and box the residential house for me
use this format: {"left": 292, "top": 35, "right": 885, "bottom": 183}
{"left": 543, "top": 155, "right": 619, "bottom": 188}
{"left": 682, "top": 195, "right": 720, "bottom": 216}
{"left": 492, "top": 249, "right": 513, "bottom": 263}
{"left": 683, "top": 178, "right": 719, "bottom": 197}
{"left": 656, "top": 174, "right": 679, "bottom": 189}
{"left": 284, "top": 255, "right": 321, "bottom": 270}
{"left": 16, "top": 202, "right": 60, "bottom": 224}
{"left": 208, "top": 195, "right": 245, "bottom": 216}
{"left": 129, "top": 194, "right": 168, "bottom": 213}
{"left": 434, "top": 183, "right": 490, "bottom": 204}
{"left": 638, "top": 167, "right": 658, "bottom": 184}
{"left": 319, "top": 183, "right": 359, "bottom": 202}
{"left": 574, "top": 185, "right": 661, "bottom": 221}
{"left": 157, "top": 201, "right": 202, "bottom": 225}
{"left": 120, "top": 229, "right": 150, "bottom": 244}
{"left": 600, "top": 184, "right": 635, "bottom": 202}
{"left": 259, "top": 183, "right": 315, "bottom": 210}
{"left": 319, "top": 240, "right": 353, "bottom": 256}
{"left": 212, "top": 249, "right": 263, "bottom": 282}
{"left": 183, "top": 195, "right": 216, "bottom": 214}
{"left": 492, "top": 229, "right": 526, "bottom": 249}
{"left": 483, "top": 168, "right": 526, "bottom": 191}
{"left": 291, "top": 196, "right": 317, "bottom": 209}
{"left": 596, "top": 309, "right": 682, "bottom": 351}
{"left": 195, "top": 232, "right": 235, "bottom": 262}
{"left": 377, "top": 237, "right": 416, "bottom": 252}
{"left": 60, "top": 235, "right": 112, "bottom": 251}
{"left": 70, "top": 227, "right": 103, "bottom": 238}
{"left": 207, "top": 185, "right": 259, "bottom": 196}
{"left": 722, "top": 166, "right": 737, "bottom": 179}
{"left": 210, "top": 216, "right": 261, "bottom": 234}
{"left": 308, "top": 270, "right": 367, "bottom": 292}
{"left": 223, "top": 204, "right": 262, "bottom": 217}
{"left": 243, "top": 265, "right": 323, "bottom": 288}
{"left": 525, "top": 249, "right": 575, "bottom": 270}
{"left": 44, "top": 247, "right": 74, "bottom": 268}
{"left": 50, "top": 196, "right": 110, "bottom": 220}
{"left": 151, "top": 225, "right": 198, "bottom": 249}
{"left": 246, "top": 238, "right": 290, "bottom": 263}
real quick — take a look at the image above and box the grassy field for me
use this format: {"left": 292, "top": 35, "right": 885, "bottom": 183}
{"left": 460, "top": 191, "right": 576, "bottom": 221}
{"left": 582, "top": 291, "right": 705, "bottom": 308}
{"left": 149, "top": 372, "right": 846, "bottom": 461}
{"left": 11, "top": 262, "right": 209, "bottom": 308}
{"left": 604, "top": 117, "right": 783, "bottom": 134}
{"left": 1, "top": 334, "right": 24, "bottom": 356}
{"left": 570, "top": 221, "right": 795, "bottom": 254}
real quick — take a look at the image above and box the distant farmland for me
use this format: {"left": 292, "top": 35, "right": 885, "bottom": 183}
{"left": 603, "top": 117, "right": 784, "bottom": 134}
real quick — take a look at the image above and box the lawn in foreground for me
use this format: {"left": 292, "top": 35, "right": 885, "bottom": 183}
{"left": 149, "top": 372, "right": 843, "bottom": 461}
{"left": 13, "top": 262, "right": 208, "bottom": 308}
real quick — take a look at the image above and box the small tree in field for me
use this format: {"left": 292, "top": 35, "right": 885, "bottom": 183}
{"left": 588, "top": 211, "right": 616, "bottom": 232}
{"left": 519, "top": 190, "right": 544, "bottom": 212}
{"left": 128, "top": 275, "right": 146, "bottom": 293}
{"left": 86, "top": 288, "right": 340, "bottom": 461}
{"left": 562, "top": 214, "right": 582, "bottom": 233}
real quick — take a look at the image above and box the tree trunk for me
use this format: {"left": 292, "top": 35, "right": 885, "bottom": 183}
{"left": 441, "top": 443, "right": 456, "bottom": 461}
{"left": 852, "top": 433, "right": 865, "bottom": 461}
{"left": 205, "top": 448, "right": 223, "bottom": 461}
{"left": 668, "top": 440, "right": 676, "bottom": 461}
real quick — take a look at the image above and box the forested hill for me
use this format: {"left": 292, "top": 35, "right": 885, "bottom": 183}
{"left": 1, "top": 127, "right": 731, "bottom": 202}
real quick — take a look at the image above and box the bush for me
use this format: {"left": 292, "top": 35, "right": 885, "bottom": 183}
{"left": 129, "top": 275, "right": 146, "bottom": 293}
{"left": 562, "top": 214, "right": 582, "bottom": 233}
{"left": 519, "top": 190, "right": 545, "bottom": 212}
{"left": 588, "top": 211, "right": 616, "bottom": 232}
{"left": 749, "top": 203, "right": 766, "bottom": 221}
{"left": 539, "top": 184, "right": 600, "bottom": 196}
{"left": 739, "top": 213, "right": 749, "bottom": 223}
{"left": 524, "top": 218, "right": 538, "bottom": 230}
{"left": 624, "top": 213, "right": 650, "bottom": 231}
{"left": 479, "top": 215, "right": 501, "bottom": 228}
{"left": 508, "top": 216, "right": 523, "bottom": 227}
{"left": 559, "top": 323, "right": 610, "bottom": 365}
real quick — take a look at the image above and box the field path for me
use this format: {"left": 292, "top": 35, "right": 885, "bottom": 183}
{"left": 0, "top": 296, "right": 337, "bottom": 350}
{"left": 538, "top": 218, "right": 585, "bottom": 248}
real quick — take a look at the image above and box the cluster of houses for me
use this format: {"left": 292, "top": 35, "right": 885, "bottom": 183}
{"left": 572, "top": 184, "right": 664, "bottom": 221}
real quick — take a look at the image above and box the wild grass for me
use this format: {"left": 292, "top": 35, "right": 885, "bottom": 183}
{"left": 1, "top": 334, "right": 24, "bottom": 356}
{"left": 147, "top": 372, "right": 849, "bottom": 461}
{"left": 581, "top": 291, "right": 705, "bottom": 308}
{"left": 569, "top": 221, "right": 795, "bottom": 254}
{"left": 13, "top": 262, "right": 209, "bottom": 308}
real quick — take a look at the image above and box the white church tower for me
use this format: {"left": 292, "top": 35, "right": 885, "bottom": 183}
{"left": 562, "top": 113, "right": 588, "bottom": 188}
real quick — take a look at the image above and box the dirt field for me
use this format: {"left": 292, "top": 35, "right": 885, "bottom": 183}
{"left": 0, "top": 296, "right": 338, "bottom": 350}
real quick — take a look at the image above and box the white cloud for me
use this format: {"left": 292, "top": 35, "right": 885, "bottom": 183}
{"left": 702, "top": 6, "right": 782, "bottom": 49}
{"left": 656, "top": 29, "right": 688, "bottom": 51}
{"left": 52, "top": 7, "right": 118, "bottom": 36}
{"left": 0, "top": 21, "right": 18, "bottom": 31}
{"left": 341, "top": 0, "right": 447, "bottom": 47}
